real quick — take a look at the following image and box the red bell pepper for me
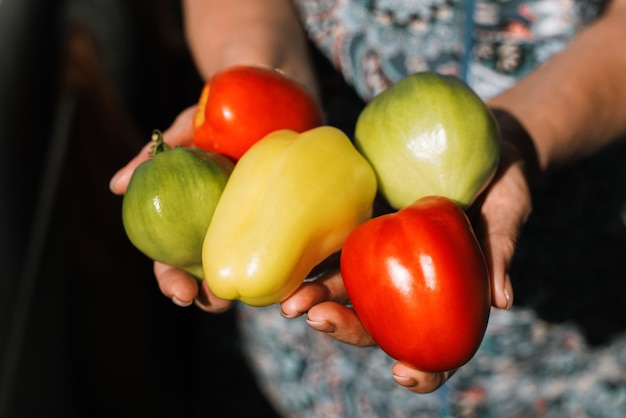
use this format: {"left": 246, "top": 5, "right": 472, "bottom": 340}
{"left": 340, "top": 195, "right": 491, "bottom": 373}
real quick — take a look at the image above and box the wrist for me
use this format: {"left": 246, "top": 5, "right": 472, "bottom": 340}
{"left": 490, "top": 108, "right": 542, "bottom": 184}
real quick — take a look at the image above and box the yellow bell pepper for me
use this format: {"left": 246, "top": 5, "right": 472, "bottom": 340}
{"left": 202, "top": 126, "right": 377, "bottom": 306}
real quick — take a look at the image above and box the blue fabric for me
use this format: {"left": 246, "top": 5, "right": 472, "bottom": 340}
{"left": 292, "top": 0, "right": 606, "bottom": 100}
{"left": 236, "top": 1, "right": 622, "bottom": 417}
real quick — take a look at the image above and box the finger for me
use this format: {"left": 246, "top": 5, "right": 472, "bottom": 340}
{"left": 194, "top": 280, "right": 233, "bottom": 313}
{"left": 109, "top": 105, "right": 198, "bottom": 195}
{"left": 305, "top": 301, "right": 376, "bottom": 347}
{"left": 280, "top": 270, "right": 348, "bottom": 318}
{"left": 161, "top": 105, "right": 197, "bottom": 145}
{"left": 154, "top": 261, "right": 200, "bottom": 307}
{"left": 391, "top": 361, "right": 457, "bottom": 394}
{"left": 154, "top": 262, "right": 233, "bottom": 312}
{"left": 476, "top": 154, "right": 532, "bottom": 310}
{"left": 109, "top": 140, "right": 156, "bottom": 195}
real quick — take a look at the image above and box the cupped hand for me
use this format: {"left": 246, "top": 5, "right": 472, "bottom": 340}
{"left": 110, "top": 102, "right": 534, "bottom": 393}
{"left": 109, "top": 104, "right": 233, "bottom": 313}
{"left": 279, "top": 268, "right": 460, "bottom": 393}
{"left": 279, "top": 115, "right": 534, "bottom": 393}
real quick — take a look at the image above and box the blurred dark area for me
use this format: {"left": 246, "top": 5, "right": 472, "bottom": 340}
{"left": 0, "top": 0, "right": 282, "bottom": 417}
{"left": 511, "top": 136, "right": 626, "bottom": 346}
{"left": 1, "top": 0, "right": 625, "bottom": 417}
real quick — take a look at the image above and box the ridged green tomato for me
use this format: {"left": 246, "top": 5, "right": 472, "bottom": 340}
{"left": 355, "top": 71, "right": 500, "bottom": 210}
{"left": 122, "top": 130, "right": 234, "bottom": 278}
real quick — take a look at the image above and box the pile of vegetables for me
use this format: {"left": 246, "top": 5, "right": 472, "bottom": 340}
{"left": 122, "top": 66, "right": 500, "bottom": 373}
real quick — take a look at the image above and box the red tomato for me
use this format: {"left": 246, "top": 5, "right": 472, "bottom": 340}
{"left": 340, "top": 196, "right": 491, "bottom": 373}
{"left": 193, "top": 66, "right": 324, "bottom": 160}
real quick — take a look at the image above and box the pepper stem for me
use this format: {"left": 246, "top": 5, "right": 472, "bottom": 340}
{"left": 150, "top": 129, "right": 170, "bottom": 156}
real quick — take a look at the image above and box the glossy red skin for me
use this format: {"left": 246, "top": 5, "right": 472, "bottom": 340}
{"left": 340, "top": 196, "right": 491, "bottom": 373}
{"left": 193, "top": 66, "right": 324, "bottom": 160}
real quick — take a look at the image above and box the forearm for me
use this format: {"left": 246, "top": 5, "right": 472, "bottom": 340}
{"left": 488, "top": 0, "right": 626, "bottom": 172}
{"left": 182, "top": 0, "right": 317, "bottom": 95}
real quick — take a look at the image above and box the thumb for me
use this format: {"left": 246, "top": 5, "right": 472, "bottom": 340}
{"left": 474, "top": 152, "right": 532, "bottom": 310}
{"left": 109, "top": 105, "right": 198, "bottom": 195}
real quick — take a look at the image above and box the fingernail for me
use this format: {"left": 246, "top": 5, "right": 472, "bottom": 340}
{"left": 392, "top": 374, "right": 417, "bottom": 387}
{"left": 280, "top": 308, "right": 301, "bottom": 319}
{"left": 306, "top": 319, "right": 336, "bottom": 333}
{"left": 504, "top": 288, "right": 511, "bottom": 309}
{"left": 172, "top": 296, "right": 192, "bottom": 307}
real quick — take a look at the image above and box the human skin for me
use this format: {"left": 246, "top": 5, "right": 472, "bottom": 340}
{"left": 110, "top": 0, "right": 626, "bottom": 394}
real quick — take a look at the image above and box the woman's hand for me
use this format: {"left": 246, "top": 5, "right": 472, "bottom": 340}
{"left": 279, "top": 110, "right": 535, "bottom": 393}
{"left": 109, "top": 105, "right": 234, "bottom": 313}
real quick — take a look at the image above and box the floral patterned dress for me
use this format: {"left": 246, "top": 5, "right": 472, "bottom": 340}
{"left": 237, "top": 1, "right": 626, "bottom": 417}
{"left": 291, "top": 0, "right": 605, "bottom": 100}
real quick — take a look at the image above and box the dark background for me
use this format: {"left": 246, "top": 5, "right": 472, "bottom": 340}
{"left": 1, "top": 1, "right": 625, "bottom": 417}
{"left": 0, "top": 1, "right": 281, "bottom": 417}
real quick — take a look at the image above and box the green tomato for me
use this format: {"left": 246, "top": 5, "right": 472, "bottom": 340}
{"left": 122, "top": 130, "right": 234, "bottom": 278}
{"left": 355, "top": 71, "right": 500, "bottom": 210}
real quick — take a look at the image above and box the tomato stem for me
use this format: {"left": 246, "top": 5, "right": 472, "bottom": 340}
{"left": 150, "top": 129, "right": 170, "bottom": 156}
